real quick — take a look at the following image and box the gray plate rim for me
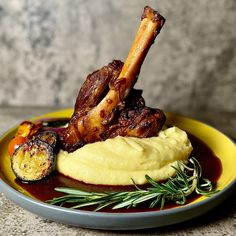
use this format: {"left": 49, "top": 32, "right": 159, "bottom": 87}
{"left": 0, "top": 113, "right": 236, "bottom": 230}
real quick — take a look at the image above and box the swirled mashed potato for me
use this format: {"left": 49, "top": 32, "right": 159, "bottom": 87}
{"left": 56, "top": 127, "right": 192, "bottom": 185}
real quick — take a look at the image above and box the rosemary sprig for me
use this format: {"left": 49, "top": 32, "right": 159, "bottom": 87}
{"left": 47, "top": 157, "right": 218, "bottom": 211}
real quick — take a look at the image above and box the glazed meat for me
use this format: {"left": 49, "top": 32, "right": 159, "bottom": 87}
{"left": 106, "top": 89, "right": 165, "bottom": 139}
{"left": 60, "top": 6, "right": 166, "bottom": 152}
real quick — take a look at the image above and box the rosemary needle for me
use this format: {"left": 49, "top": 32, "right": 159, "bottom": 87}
{"left": 46, "top": 157, "right": 218, "bottom": 211}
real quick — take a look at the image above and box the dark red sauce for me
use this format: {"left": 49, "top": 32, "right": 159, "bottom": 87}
{"left": 15, "top": 131, "right": 222, "bottom": 213}
{"left": 189, "top": 133, "right": 222, "bottom": 183}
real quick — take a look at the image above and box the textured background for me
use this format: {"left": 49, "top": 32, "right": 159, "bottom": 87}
{"left": 0, "top": 0, "right": 235, "bottom": 113}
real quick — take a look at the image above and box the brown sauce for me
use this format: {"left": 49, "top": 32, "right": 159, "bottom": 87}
{"left": 15, "top": 132, "right": 222, "bottom": 213}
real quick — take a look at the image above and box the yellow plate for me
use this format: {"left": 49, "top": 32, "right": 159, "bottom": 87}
{"left": 0, "top": 109, "right": 236, "bottom": 229}
{"left": 166, "top": 112, "right": 236, "bottom": 200}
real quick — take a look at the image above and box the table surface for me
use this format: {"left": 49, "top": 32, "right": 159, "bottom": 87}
{"left": 0, "top": 106, "right": 235, "bottom": 236}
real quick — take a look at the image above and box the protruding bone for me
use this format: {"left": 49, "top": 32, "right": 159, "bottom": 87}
{"left": 81, "top": 6, "right": 165, "bottom": 138}
{"left": 61, "top": 6, "right": 165, "bottom": 150}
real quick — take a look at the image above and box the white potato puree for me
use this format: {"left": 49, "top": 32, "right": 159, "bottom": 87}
{"left": 56, "top": 127, "right": 192, "bottom": 185}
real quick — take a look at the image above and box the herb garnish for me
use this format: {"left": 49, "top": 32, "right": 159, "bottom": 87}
{"left": 47, "top": 157, "right": 218, "bottom": 211}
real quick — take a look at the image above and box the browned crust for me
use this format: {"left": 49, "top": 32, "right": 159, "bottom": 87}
{"left": 141, "top": 6, "right": 165, "bottom": 29}
{"left": 60, "top": 6, "right": 166, "bottom": 152}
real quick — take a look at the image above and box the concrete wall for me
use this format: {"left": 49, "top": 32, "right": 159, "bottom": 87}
{"left": 0, "top": 0, "right": 235, "bottom": 113}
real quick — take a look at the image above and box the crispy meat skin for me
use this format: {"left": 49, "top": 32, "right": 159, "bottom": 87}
{"left": 104, "top": 88, "right": 165, "bottom": 139}
{"left": 60, "top": 6, "right": 166, "bottom": 152}
{"left": 60, "top": 61, "right": 166, "bottom": 152}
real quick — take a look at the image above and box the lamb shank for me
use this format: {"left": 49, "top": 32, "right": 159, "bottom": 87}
{"left": 60, "top": 6, "right": 166, "bottom": 152}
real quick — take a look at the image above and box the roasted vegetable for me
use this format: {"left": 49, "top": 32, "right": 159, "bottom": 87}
{"left": 16, "top": 121, "right": 42, "bottom": 138}
{"left": 11, "top": 140, "right": 56, "bottom": 181}
{"left": 35, "top": 131, "right": 59, "bottom": 151}
{"left": 8, "top": 136, "right": 29, "bottom": 157}
{"left": 8, "top": 121, "right": 42, "bottom": 157}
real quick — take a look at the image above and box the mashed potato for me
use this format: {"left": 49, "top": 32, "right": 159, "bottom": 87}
{"left": 56, "top": 127, "right": 192, "bottom": 185}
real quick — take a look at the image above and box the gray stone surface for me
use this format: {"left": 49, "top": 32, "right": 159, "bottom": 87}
{"left": 0, "top": 0, "right": 235, "bottom": 113}
{"left": 0, "top": 106, "right": 236, "bottom": 235}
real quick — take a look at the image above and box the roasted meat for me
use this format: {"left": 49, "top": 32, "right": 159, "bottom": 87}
{"left": 105, "top": 89, "right": 165, "bottom": 139}
{"left": 60, "top": 6, "right": 166, "bottom": 152}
